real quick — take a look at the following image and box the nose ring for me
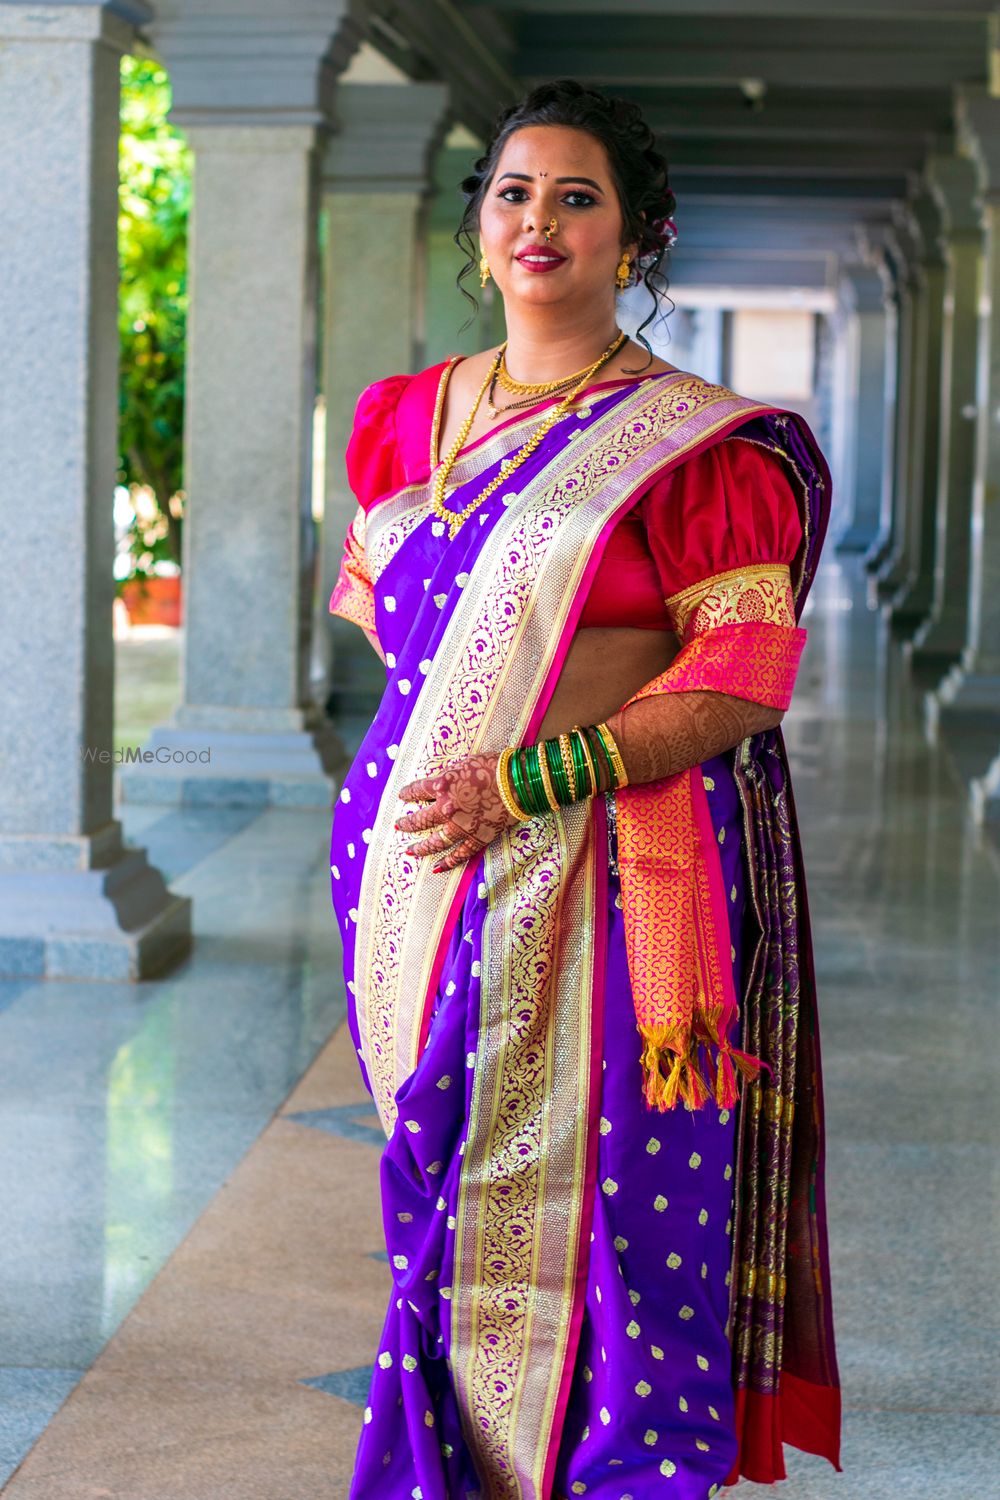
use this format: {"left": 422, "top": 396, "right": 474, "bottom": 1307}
{"left": 542, "top": 216, "right": 559, "bottom": 242}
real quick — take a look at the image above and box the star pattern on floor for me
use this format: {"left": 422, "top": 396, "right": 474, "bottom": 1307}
{"left": 300, "top": 1364, "right": 374, "bottom": 1407}
{"left": 284, "top": 1102, "right": 384, "bottom": 1147}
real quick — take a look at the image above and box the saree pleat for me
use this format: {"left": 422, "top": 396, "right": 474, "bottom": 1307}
{"left": 726, "top": 732, "right": 841, "bottom": 1482}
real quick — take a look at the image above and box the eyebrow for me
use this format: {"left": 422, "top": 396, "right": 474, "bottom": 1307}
{"left": 496, "top": 171, "right": 605, "bottom": 192}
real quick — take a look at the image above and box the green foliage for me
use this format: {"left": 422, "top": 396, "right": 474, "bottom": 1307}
{"left": 117, "top": 54, "right": 190, "bottom": 577}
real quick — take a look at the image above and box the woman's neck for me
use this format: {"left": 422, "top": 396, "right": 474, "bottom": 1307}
{"left": 500, "top": 303, "right": 623, "bottom": 385}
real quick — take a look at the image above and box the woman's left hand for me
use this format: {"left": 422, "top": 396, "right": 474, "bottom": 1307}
{"left": 396, "top": 752, "right": 520, "bottom": 873}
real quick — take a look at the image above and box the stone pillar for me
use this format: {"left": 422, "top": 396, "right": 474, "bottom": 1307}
{"left": 120, "top": 7, "right": 359, "bottom": 807}
{"left": 317, "top": 82, "right": 450, "bottom": 713}
{"left": 872, "top": 194, "right": 945, "bottom": 609}
{"left": 866, "top": 231, "right": 913, "bottom": 575}
{"left": 0, "top": 1, "right": 191, "bottom": 979}
{"left": 929, "top": 93, "right": 1000, "bottom": 748}
{"left": 835, "top": 264, "right": 890, "bottom": 553}
{"left": 425, "top": 139, "right": 508, "bottom": 369}
{"left": 887, "top": 187, "right": 949, "bottom": 624}
{"left": 910, "top": 155, "right": 983, "bottom": 669}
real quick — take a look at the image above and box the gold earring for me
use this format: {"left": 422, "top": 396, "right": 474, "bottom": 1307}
{"left": 615, "top": 252, "right": 632, "bottom": 291}
{"left": 479, "top": 252, "right": 491, "bottom": 288}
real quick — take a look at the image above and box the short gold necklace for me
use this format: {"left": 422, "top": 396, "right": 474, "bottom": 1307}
{"left": 430, "top": 329, "right": 627, "bottom": 541}
{"left": 486, "top": 368, "right": 578, "bottom": 419}
{"left": 496, "top": 351, "right": 597, "bottom": 395}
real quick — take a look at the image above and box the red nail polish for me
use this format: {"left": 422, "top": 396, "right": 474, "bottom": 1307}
{"left": 431, "top": 863, "right": 443, "bottom": 874}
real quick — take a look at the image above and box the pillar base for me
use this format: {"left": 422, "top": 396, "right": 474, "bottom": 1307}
{"left": 926, "top": 665, "right": 1000, "bottom": 739}
{"left": 971, "top": 749, "right": 1000, "bottom": 828}
{"left": 907, "top": 609, "right": 968, "bottom": 671}
{"left": 863, "top": 532, "right": 894, "bottom": 573}
{"left": 874, "top": 551, "right": 910, "bottom": 598}
{"left": 0, "top": 826, "right": 192, "bottom": 981}
{"left": 835, "top": 523, "right": 880, "bottom": 554}
{"left": 887, "top": 576, "right": 935, "bottom": 629}
{"left": 117, "top": 717, "right": 348, "bottom": 809}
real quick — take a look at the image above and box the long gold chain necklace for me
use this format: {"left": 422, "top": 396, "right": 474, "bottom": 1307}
{"left": 431, "top": 329, "right": 627, "bottom": 541}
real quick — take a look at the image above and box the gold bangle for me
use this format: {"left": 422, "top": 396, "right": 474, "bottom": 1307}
{"left": 496, "top": 748, "right": 532, "bottom": 822}
{"left": 558, "top": 732, "right": 577, "bottom": 801}
{"left": 572, "top": 724, "right": 599, "bottom": 796}
{"left": 535, "top": 740, "right": 560, "bottom": 811}
{"left": 595, "top": 721, "right": 629, "bottom": 789}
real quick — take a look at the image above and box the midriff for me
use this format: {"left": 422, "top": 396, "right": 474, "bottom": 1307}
{"left": 535, "top": 625, "right": 678, "bottom": 742}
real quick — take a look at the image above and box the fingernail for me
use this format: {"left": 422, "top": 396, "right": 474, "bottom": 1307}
{"left": 431, "top": 864, "right": 443, "bottom": 874}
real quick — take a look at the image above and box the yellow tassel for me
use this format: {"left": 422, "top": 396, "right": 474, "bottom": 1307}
{"left": 638, "top": 1023, "right": 711, "bottom": 1113}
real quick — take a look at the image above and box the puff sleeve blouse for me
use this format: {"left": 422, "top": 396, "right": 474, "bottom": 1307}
{"left": 328, "top": 370, "right": 804, "bottom": 645}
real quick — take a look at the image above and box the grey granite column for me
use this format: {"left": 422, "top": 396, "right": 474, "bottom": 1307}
{"left": 910, "top": 155, "right": 983, "bottom": 670}
{"left": 0, "top": 1, "right": 191, "bottom": 979}
{"left": 866, "top": 232, "right": 912, "bottom": 575}
{"left": 874, "top": 193, "right": 946, "bottom": 611}
{"left": 929, "top": 93, "right": 1000, "bottom": 749}
{"left": 887, "top": 188, "right": 949, "bottom": 624}
{"left": 835, "top": 264, "right": 890, "bottom": 553}
{"left": 317, "top": 82, "right": 450, "bottom": 714}
{"left": 120, "top": 7, "right": 360, "bottom": 807}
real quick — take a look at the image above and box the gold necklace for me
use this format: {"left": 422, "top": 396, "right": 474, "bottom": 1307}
{"left": 430, "top": 329, "right": 627, "bottom": 540}
{"left": 486, "top": 369, "right": 578, "bottom": 419}
{"left": 496, "top": 350, "right": 598, "bottom": 395}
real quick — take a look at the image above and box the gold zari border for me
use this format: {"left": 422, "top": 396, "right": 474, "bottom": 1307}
{"left": 664, "top": 561, "right": 795, "bottom": 643}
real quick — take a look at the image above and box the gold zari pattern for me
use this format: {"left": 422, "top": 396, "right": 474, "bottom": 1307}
{"left": 664, "top": 562, "right": 796, "bottom": 645}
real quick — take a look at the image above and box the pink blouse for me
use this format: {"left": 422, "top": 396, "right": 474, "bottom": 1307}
{"left": 337, "top": 361, "right": 802, "bottom": 634}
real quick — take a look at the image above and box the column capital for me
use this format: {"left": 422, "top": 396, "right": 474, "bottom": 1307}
{"left": 321, "top": 81, "right": 452, "bottom": 193}
{"left": 902, "top": 185, "right": 947, "bottom": 271}
{"left": 839, "top": 261, "right": 886, "bottom": 315}
{"left": 884, "top": 214, "right": 923, "bottom": 290}
{"left": 0, "top": 0, "right": 151, "bottom": 50}
{"left": 926, "top": 152, "right": 982, "bottom": 242}
{"left": 150, "top": 3, "right": 360, "bottom": 128}
{"left": 956, "top": 85, "right": 1000, "bottom": 202}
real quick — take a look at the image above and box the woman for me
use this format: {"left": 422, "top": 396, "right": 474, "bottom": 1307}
{"left": 328, "top": 80, "right": 840, "bottom": 1500}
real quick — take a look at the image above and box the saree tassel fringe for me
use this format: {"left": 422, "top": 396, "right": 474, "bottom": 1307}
{"left": 695, "top": 1004, "right": 764, "bottom": 1109}
{"left": 639, "top": 1023, "right": 712, "bottom": 1112}
{"left": 639, "top": 1010, "right": 764, "bottom": 1113}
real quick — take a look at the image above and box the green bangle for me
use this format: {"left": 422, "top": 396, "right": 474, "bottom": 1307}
{"left": 508, "top": 747, "right": 532, "bottom": 816}
{"left": 586, "top": 723, "right": 615, "bottom": 793}
{"left": 524, "top": 744, "right": 549, "bottom": 814}
{"left": 544, "top": 737, "right": 572, "bottom": 806}
{"left": 569, "top": 728, "right": 591, "bottom": 799}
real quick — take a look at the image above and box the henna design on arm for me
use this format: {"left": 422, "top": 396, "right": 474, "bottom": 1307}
{"left": 604, "top": 690, "right": 783, "bottom": 786}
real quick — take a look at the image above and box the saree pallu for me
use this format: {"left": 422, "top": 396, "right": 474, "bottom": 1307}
{"left": 329, "top": 371, "right": 840, "bottom": 1497}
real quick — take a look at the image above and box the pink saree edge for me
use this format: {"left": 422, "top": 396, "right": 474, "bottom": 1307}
{"left": 540, "top": 791, "right": 610, "bottom": 1499}
{"left": 690, "top": 769, "right": 740, "bottom": 1018}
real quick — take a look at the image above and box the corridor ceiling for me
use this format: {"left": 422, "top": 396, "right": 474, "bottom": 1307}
{"left": 366, "top": 0, "right": 994, "bottom": 292}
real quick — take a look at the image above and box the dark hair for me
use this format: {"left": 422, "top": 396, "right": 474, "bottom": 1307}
{"left": 454, "top": 78, "right": 676, "bottom": 370}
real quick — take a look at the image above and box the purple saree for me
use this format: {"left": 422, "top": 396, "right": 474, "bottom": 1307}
{"left": 329, "top": 370, "right": 840, "bottom": 1498}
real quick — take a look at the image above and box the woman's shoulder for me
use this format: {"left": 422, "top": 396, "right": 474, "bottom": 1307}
{"left": 346, "top": 358, "right": 461, "bottom": 510}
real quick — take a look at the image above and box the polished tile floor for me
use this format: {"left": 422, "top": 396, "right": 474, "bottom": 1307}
{"left": 0, "top": 557, "right": 997, "bottom": 1496}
